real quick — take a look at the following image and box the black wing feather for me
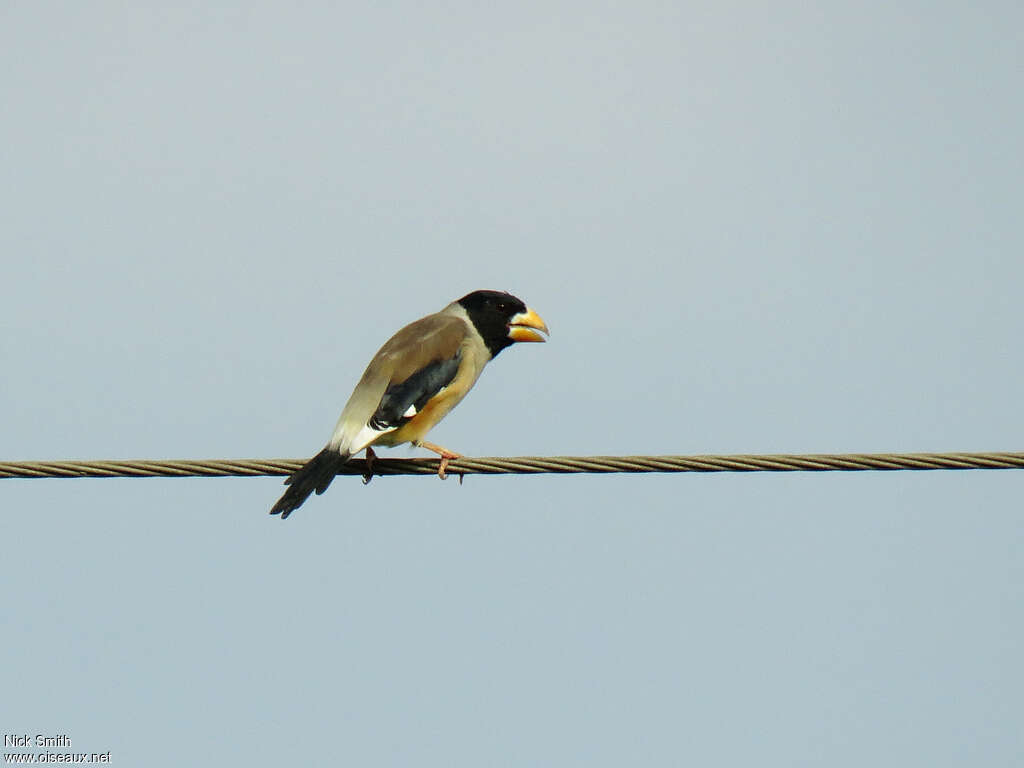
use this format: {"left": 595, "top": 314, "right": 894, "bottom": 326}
{"left": 369, "top": 352, "right": 462, "bottom": 430}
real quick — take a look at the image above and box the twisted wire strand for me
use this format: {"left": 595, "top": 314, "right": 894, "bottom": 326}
{"left": 2, "top": 452, "right": 1023, "bottom": 480}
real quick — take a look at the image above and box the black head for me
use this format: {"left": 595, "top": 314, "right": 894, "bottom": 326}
{"left": 457, "top": 290, "right": 549, "bottom": 357}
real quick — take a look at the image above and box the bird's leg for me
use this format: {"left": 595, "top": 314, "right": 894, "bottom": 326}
{"left": 419, "top": 441, "right": 462, "bottom": 480}
{"left": 362, "top": 446, "right": 378, "bottom": 485}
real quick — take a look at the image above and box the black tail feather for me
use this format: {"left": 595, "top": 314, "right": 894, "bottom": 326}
{"left": 270, "top": 446, "right": 347, "bottom": 519}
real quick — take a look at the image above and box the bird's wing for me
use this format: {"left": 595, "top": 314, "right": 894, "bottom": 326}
{"left": 329, "top": 313, "right": 469, "bottom": 455}
{"left": 369, "top": 353, "right": 462, "bottom": 430}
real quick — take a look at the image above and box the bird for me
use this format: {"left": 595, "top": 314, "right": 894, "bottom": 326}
{"left": 270, "top": 290, "right": 549, "bottom": 518}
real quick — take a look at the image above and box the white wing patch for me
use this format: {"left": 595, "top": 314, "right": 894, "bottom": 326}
{"left": 403, "top": 404, "right": 418, "bottom": 418}
{"left": 345, "top": 422, "right": 396, "bottom": 456}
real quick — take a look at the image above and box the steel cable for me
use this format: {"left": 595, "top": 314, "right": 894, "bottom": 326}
{"left": 2, "top": 452, "right": 1023, "bottom": 480}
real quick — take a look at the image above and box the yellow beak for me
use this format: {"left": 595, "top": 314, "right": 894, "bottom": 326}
{"left": 507, "top": 307, "right": 549, "bottom": 343}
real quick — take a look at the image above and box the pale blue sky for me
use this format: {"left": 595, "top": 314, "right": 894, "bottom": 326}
{"left": 3, "top": 2, "right": 1023, "bottom": 765}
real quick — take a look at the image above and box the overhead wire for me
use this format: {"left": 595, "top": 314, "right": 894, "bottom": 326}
{"left": 2, "top": 451, "right": 1023, "bottom": 480}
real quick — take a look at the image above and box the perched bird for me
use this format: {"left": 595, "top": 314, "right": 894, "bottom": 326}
{"left": 270, "top": 290, "right": 549, "bottom": 518}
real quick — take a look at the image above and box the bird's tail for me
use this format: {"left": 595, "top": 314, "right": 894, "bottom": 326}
{"left": 270, "top": 446, "right": 347, "bottom": 519}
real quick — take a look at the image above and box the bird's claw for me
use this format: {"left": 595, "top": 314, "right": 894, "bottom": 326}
{"left": 362, "top": 447, "right": 377, "bottom": 485}
{"left": 419, "top": 441, "right": 461, "bottom": 481}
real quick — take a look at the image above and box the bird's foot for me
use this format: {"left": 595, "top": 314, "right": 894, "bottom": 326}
{"left": 419, "top": 441, "right": 462, "bottom": 480}
{"left": 362, "top": 446, "right": 377, "bottom": 485}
